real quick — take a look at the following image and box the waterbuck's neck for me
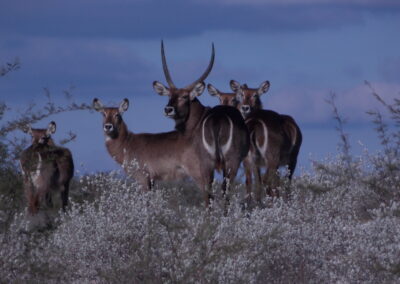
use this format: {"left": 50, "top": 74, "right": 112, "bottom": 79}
{"left": 256, "top": 101, "right": 263, "bottom": 110}
{"left": 247, "top": 100, "right": 263, "bottom": 118}
{"left": 105, "top": 121, "right": 132, "bottom": 165}
{"left": 32, "top": 139, "right": 56, "bottom": 149}
{"left": 181, "top": 98, "right": 208, "bottom": 133}
{"left": 253, "top": 98, "right": 263, "bottom": 111}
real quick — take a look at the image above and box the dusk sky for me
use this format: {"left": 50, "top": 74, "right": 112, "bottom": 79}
{"left": 1, "top": 0, "right": 399, "bottom": 174}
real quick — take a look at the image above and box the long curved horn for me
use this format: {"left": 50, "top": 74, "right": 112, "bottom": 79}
{"left": 161, "top": 40, "right": 176, "bottom": 88}
{"left": 185, "top": 43, "right": 215, "bottom": 90}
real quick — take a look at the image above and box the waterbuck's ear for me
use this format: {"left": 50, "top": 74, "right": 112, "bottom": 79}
{"left": 153, "top": 81, "right": 170, "bottom": 96}
{"left": 207, "top": 84, "right": 220, "bottom": 97}
{"left": 189, "top": 82, "right": 205, "bottom": 100}
{"left": 22, "top": 124, "right": 32, "bottom": 135}
{"left": 230, "top": 80, "right": 241, "bottom": 93}
{"left": 119, "top": 98, "right": 129, "bottom": 113}
{"left": 47, "top": 121, "right": 56, "bottom": 135}
{"left": 257, "top": 80, "right": 270, "bottom": 95}
{"left": 93, "top": 98, "right": 104, "bottom": 111}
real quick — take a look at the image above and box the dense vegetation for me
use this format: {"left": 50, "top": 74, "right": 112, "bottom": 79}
{"left": 1, "top": 62, "right": 399, "bottom": 283}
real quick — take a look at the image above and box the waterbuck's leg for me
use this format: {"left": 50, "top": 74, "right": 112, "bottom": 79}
{"left": 243, "top": 159, "right": 253, "bottom": 202}
{"left": 288, "top": 159, "right": 297, "bottom": 180}
{"left": 31, "top": 195, "right": 40, "bottom": 215}
{"left": 222, "top": 158, "right": 240, "bottom": 206}
{"left": 253, "top": 165, "right": 263, "bottom": 203}
{"left": 265, "top": 161, "right": 280, "bottom": 198}
{"left": 26, "top": 187, "right": 39, "bottom": 215}
{"left": 146, "top": 177, "right": 154, "bottom": 190}
{"left": 251, "top": 163, "right": 262, "bottom": 203}
{"left": 221, "top": 170, "right": 227, "bottom": 198}
{"left": 199, "top": 179, "right": 214, "bottom": 207}
{"left": 221, "top": 168, "right": 232, "bottom": 201}
{"left": 262, "top": 172, "right": 268, "bottom": 185}
{"left": 204, "top": 183, "right": 214, "bottom": 207}
{"left": 194, "top": 171, "right": 214, "bottom": 208}
{"left": 186, "top": 158, "right": 214, "bottom": 207}
{"left": 221, "top": 169, "right": 230, "bottom": 206}
{"left": 61, "top": 181, "right": 70, "bottom": 212}
{"left": 288, "top": 148, "right": 300, "bottom": 180}
{"left": 45, "top": 190, "right": 53, "bottom": 209}
{"left": 205, "top": 171, "right": 214, "bottom": 207}
{"left": 134, "top": 174, "right": 153, "bottom": 191}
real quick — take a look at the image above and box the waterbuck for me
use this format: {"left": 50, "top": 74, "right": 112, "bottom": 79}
{"left": 92, "top": 97, "right": 239, "bottom": 206}
{"left": 209, "top": 81, "right": 302, "bottom": 200}
{"left": 20, "top": 121, "right": 74, "bottom": 215}
{"left": 152, "top": 42, "right": 249, "bottom": 204}
{"left": 208, "top": 83, "right": 239, "bottom": 108}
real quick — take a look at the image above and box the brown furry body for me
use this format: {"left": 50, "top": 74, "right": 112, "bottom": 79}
{"left": 20, "top": 126, "right": 74, "bottom": 215}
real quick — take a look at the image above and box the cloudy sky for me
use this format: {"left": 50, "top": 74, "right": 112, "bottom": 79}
{"left": 1, "top": 0, "right": 399, "bottom": 173}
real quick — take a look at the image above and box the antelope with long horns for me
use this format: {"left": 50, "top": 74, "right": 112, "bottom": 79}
{"left": 20, "top": 121, "right": 74, "bottom": 215}
{"left": 152, "top": 42, "right": 249, "bottom": 204}
{"left": 209, "top": 81, "right": 302, "bottom": 200}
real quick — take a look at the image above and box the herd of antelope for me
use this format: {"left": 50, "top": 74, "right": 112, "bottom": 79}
{"left": 19, "top": 42, "right": 302, "bottom": 215}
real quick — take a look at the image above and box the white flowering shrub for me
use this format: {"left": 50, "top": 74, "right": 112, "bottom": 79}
{"left": 1, "top": 148, "right": 399, "bottom": 283}
{"left": 1, "top": 87, "right": 399, "bottom": 283}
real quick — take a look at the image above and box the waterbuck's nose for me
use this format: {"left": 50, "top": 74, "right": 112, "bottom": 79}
{"left": 241, "top": 105, "right": 250, "bottom": 113}
{"left": 164, "top": 106, "right": 174, "bottom": 116}
{"left": 39, "top": 136, "right": 48, "bottom": 144}
{"left": 104, "top": 123, "right": 113, "bottom": 131}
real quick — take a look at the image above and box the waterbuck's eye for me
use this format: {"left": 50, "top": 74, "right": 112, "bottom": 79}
{"left": 180, "top": 95, "right": 189, "bottom": 100}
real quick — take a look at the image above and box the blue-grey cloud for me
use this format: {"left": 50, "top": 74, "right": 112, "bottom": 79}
{"left": 1, "top": 0, "right": 399, "bottom": 40}
{"left": 0, "top": 37, "right": 158, "bottom": 102}
{"left": 378, "top": 57, "right": 400, "bottom": 83}
{"left": 201, "top": 0, "right": 400, "bottom": 5}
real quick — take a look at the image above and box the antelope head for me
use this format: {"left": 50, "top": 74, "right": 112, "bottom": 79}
{"left": 93, "top": 98, "right": 129, "bottom": 139}
{"left": 153, "top": 41, "right": 215, "bottom": 130}
{"left": 207, "top": 83, "right": 239, "bottom": 107}
{"left": 24, "top": 121, "right": 56, "bottom": 145}
{"left": 230, "top": 80, "right": 270, "bottom": 118}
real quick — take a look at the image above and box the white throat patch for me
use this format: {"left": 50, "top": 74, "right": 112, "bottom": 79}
{"left": 31, "top": 152, "right": 42, "bottom": 187}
